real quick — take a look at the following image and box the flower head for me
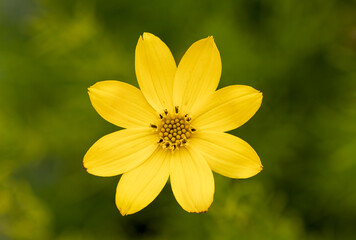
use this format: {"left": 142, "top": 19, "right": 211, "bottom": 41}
{"left": 84, "top": 33, "right": 263, "bottom": 215}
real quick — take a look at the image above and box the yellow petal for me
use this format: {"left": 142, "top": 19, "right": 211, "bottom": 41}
{"left": 190, "top": 131, "right": 262, "bottom": 179}
{"left": 83, "top": 128, "right": 158, "bottom": 177}
{"left": 173, "top": 36, "right": 221, "bottom": 114}
{"left": 170, "top": 147, "right": 214, "bottom": 213}
{"left": 135, "top": 32, "right": 177, "bottom": 113}
{"left": 116, "top": 148, "right": 170, "bottom": 215}
{"left": 88, "top": 80, "right": 158, "bottom": 128}
{"left": 192, "top": 85, "right": 262, "bottom": 132}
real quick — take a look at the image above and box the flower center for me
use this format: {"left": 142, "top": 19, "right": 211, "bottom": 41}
{"left": 150, "top": 107, "right": 196, "bottom": 151}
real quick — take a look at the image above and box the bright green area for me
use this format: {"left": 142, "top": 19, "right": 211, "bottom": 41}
{"left": 1, "top": 0, "right": 356, "bottom": 239}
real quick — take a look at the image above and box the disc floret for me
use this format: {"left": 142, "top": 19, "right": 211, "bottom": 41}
{"left": 151, "top": 107, "right": 195, "bottom": 150}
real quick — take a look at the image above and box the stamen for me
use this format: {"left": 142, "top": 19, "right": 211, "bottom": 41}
{"left": 155, "top": 111, "right": 195, "bottom": 151}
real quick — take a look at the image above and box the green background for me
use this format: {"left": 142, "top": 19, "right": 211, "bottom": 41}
{"left": 1, "top": 0, "right": 356, "bottom": 239}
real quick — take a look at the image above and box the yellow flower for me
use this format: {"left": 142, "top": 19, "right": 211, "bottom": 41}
{"left": 84, "top": 33, "right": 263, "bottom": 215}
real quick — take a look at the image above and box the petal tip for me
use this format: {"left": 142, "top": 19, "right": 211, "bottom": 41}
{"left": 197, "top": 210, "right": 208, "bottom": 214}
{"left": 87, "top": 85, "right": 96, "bottom": 95}
{"left": 87, "top": 84, "right": 95, "bottom": 92}
{"left": 204, "top": 36, "right": 215, "bottom": 43}
{"left": 137, "top": 35, "right": 144, "bottom": 46}
{"left": 142, "top": 32, "right": 155, "bottom": 40}
{"left": 252, "top": 164, "right": 264, "bottom": 176}
{"left": 117, "top": 204, "right": 136, "bottom": 216}
{"left": 82, "top": 161, "right": 88, "bottom": 171}
{"left": 116, "top": 200, "right": 129, "bottom": 216}
{"left": 253, "top": 89, "right": 263, "bottom": 102}
{"left": 82, "top": 157, "right": 88, "bottom": 170}
{"left": 187, "top": 208, "right": 209, "bottom": 214}
{"left": 87, "top": 81, "right": 104, "bottom": 93}
{"left": 119, "top": 209, "right": 128, "bottom": 216}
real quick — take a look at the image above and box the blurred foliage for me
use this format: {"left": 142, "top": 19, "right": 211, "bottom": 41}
{"left": 1, "top": 0, "right": 356, "bottom": 239}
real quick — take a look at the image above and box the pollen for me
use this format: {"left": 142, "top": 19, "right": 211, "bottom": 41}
{"left": 151, "top": 107, "right": 195, "bottom": 150}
